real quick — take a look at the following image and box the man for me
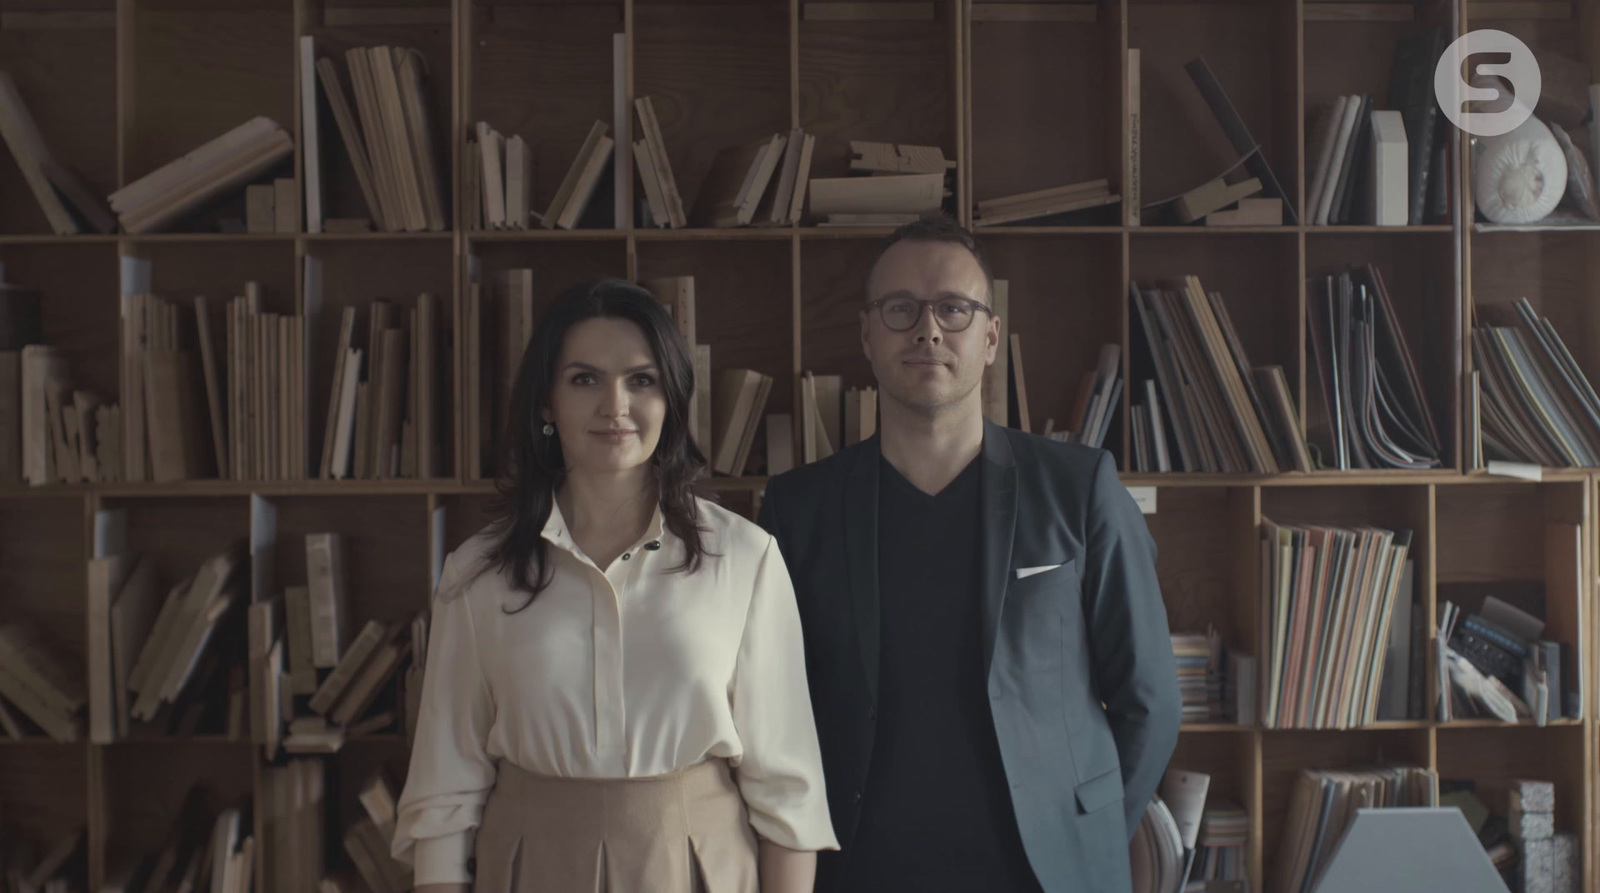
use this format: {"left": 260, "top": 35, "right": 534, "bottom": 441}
{"left": 757, "top": 216, "right": 1181, "bottom": 893}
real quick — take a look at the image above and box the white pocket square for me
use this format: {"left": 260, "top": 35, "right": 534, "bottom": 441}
{"left": 1016, "top": 564, "right": 1063, "bottom": 580}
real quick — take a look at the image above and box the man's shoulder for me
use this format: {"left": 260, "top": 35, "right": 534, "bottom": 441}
{"left": 764, "top": 438, "right": 867, "bottom": 502}
{"left": 997, "top": 425, "right": 1109, "bottom": 483}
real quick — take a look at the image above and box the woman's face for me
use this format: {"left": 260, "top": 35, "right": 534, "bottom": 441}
{"left": 543, "top": 317, "right": 667, "bottom": 476}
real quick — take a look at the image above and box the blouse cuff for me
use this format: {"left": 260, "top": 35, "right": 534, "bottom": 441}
{"left": 411, "top": 831, "right": 476, "bottom": 886}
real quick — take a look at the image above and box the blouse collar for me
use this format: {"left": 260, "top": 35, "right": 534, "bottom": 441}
{"left": 541, "top": 497, "right": 668, "bottom": 556}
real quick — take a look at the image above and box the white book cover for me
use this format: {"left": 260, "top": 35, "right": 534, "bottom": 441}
{"left": 300, "top": 36, "right": 323, "bottom": 234}
{"left": 1369, "top": 109, "right": 1408, "bottom": 226}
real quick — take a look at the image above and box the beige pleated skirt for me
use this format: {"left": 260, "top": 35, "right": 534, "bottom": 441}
{"left": 472, "top": 758, "right": 761, "bottom": 893}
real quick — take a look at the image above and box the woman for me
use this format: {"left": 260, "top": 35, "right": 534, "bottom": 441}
{"left": 393, "top": 280, "right": 837, "bottom": 893}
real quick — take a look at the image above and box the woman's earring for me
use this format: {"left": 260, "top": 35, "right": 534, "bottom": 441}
{"left": 542, "top": 422, "right": 555, "bottom": 436}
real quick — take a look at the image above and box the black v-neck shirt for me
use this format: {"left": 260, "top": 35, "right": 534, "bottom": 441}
{"left": 842, "top": 456, "right": 1043, "bottom": 893}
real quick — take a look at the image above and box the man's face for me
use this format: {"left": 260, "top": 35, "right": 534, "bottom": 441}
{"left": 861, "top": 239, "right": 999, "bottom": 417}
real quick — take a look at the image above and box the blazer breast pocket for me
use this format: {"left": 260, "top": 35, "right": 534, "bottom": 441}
{"left": 1006, "top": 558, "right": 1078, "bottom": 671}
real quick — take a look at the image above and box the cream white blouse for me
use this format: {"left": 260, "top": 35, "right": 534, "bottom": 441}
{"left": 391, "top": 497, "right": 839, "bottom": 885}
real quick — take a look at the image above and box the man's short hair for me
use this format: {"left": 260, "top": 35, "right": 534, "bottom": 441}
{"left": 868, "top": 214, "right": 995, "bottom": 304}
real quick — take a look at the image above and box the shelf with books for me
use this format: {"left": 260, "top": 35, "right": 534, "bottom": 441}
{"left": 639, "top": 240, "right": 792, "bottom": 477}
{"left": 1128, "top": 232, "right": 1303, "bottom": 474}
{"left": 467, "top": 0, "right": 621, "bottom": 232}
{"left": 1128, "top": 0, "right": 1299, "bottom": 229}
{"left": 0, "top": 3, "right": 117, "bottom": 238}
{"left": 307, "top": 0, "right": 456, "bottom": 233}
{"left": 1146, "top": 486, "right": 1257, "bottom": 672}
{"left": 981, "top": 233, "right": 1123, "bottom": 446}
{"left": 1167, "top": 728, "right": 1259, "bottom": 876}
{"left": 635, "top": 1, "right": 790, "bottom": 229}
{"left": 1304, "top": 231, "right": 1459, "bottom": 472}
{"left": 968, "top": 1, "right": 1121, "bottom": 226}
{"left": 126, "top": 0, "right": 296, "bottom": 235}
{"left": 102, "top": 739, "right": 256, "bottom": 892}
{"left": 0, "top": 241, "right": 123, "bottom": 412}
{"left": 1434, "top": 481, "right": 1587, "bottom": 726}
{"left": 1258, "top": 727, "right": 1433, "bottom": 891}
{"left": 307, "top": 239, "right": 455, "bottom": 480}
{"left": 799, "top": 0, "right": 961, "bottom": 223}
{"left": 0, "top": 497, "right": 88, "bottom": 743}
{"left": 1301, "top": 16, "right": 1453, "bottom": 229}
{"left": 0, "top": 742, "right": 90, "bottom": 890}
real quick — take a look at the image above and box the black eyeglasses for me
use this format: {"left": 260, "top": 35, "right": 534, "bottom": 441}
{"left": 866, "top": 296, "right": 995, "bottom": 333}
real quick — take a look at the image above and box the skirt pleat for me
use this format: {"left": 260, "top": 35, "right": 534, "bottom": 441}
{"left": 472, "top": 759, "right": 759, "bottom": 893}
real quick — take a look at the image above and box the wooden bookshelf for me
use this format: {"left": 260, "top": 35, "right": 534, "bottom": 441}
{"left": 0, "top": 0, "right": 1596, "bottom": 890}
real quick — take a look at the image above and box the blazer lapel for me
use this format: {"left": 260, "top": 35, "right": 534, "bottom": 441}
{"left": 980, "top": 421, "right": 1018, "bottom": 677}
{"left": 844, "top": 435, "right": 882, "bottom": 700}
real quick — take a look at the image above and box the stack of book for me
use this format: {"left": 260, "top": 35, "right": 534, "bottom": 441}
{"left": 1044, "top": 343, "right": 1121, "bottom": 450}
{"left": 341, "top": 773, "right": 412, "bottom": 893}
{"left": 1307, "top": 265, "right": 1441, "bottom": 470}
{"left": 0, "top": 71, "right": 115, "bottom": 235}
{"left": 249, "top": 532, "right": 424, "bottom": 759}
{"left": 690, "top": 128, "right": 816, "bottom": 228}
{"left": 257, "top": 760, "right": 326, "bottom": 893}
{"left": 0, "top": 828, "right": 82, "bottom": 893}
{"left": 124, "top": 542, "right": 248, "bottom": 731}
{"left": 13, "top": 347, "right": 121, "bottom": 487}
{"left": 103, "top": 787, "right": 255, "bottom": 893}
{"left": 1436, "top": 591, "right": 1574, "bottom": 726}
{"left": 121, "top": 292, "right": 237, "bottom": 484}
{"left": 973, "top": 177, "right": 1119, "bottom": 227}
{"left": 468, "top": 120, "right": 613, "bottom": 231}
{"left": 315, "top": 293, "right": 442, "bottom": 482}
{"left": 808, "top": 140, "right": 953, "bottom": 226}
{"left": 86, "top": 511, "right": 250, "bottom": 743}
{"left": 109, "top": 117, "right": 294, "bottom": 234}
{"left": 648, "top": 277, "right": 712, "bottom": 451}
{"left": 1259, "top": 519, "right": 1414, "bottom": 729}
{"left": 313, "top": 46, "right": 447, "bottom": 233}
{"left": 1170, "top": 630, "right": 1223, "bottom": 723}
{"left": 0, "top": 623, "right": 85, "bottom": 743}
{"left": 244, "top": 178, "right": 301, "bottom": 234}
{"left": 1271, "top": 766, "right": 1438, "bottom": 893}
{"left": 1130, "top": 768, "right": 1210, "bottom": 893}
{"left": 633, "top": 96, "right": 687, "bottom": 228}
{"left": 1131, "top": 278, "right": 1312, "bottom": 474}
{"left": 797, "top": 372, "right": 877, "bottom": 466}
{"left": 712, "top": 369, "right": 774, "bottom": 476}
{"left": 1184, "top": 801, "right": 1248, "bottom": 892}
{"left": 1305, "top": 27, "right": 1451, "bottom": 227}
{"left": 1472, "top": 298, "right": 1600, "bottom": 469}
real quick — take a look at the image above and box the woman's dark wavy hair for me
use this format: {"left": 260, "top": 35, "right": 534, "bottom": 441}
{"left": 480, "top": 278, "right": 711, "bottom": 611}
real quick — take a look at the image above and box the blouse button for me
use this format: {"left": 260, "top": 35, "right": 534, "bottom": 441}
{"left": 622, "top": 553, "right": 631, "bottom": 561}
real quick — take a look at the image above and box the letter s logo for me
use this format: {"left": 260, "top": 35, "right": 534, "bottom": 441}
{"left": 1435, "top": 29, "right": 1541, "bottom": 137}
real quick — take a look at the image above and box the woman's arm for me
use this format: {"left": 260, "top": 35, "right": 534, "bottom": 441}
{"left": 758, "top": 839, "right": 817, "bottom": 893}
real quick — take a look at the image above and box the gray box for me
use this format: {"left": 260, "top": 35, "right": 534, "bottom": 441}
{"left": 1518, "top": 837, "right": 1554, "bottom": 893}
